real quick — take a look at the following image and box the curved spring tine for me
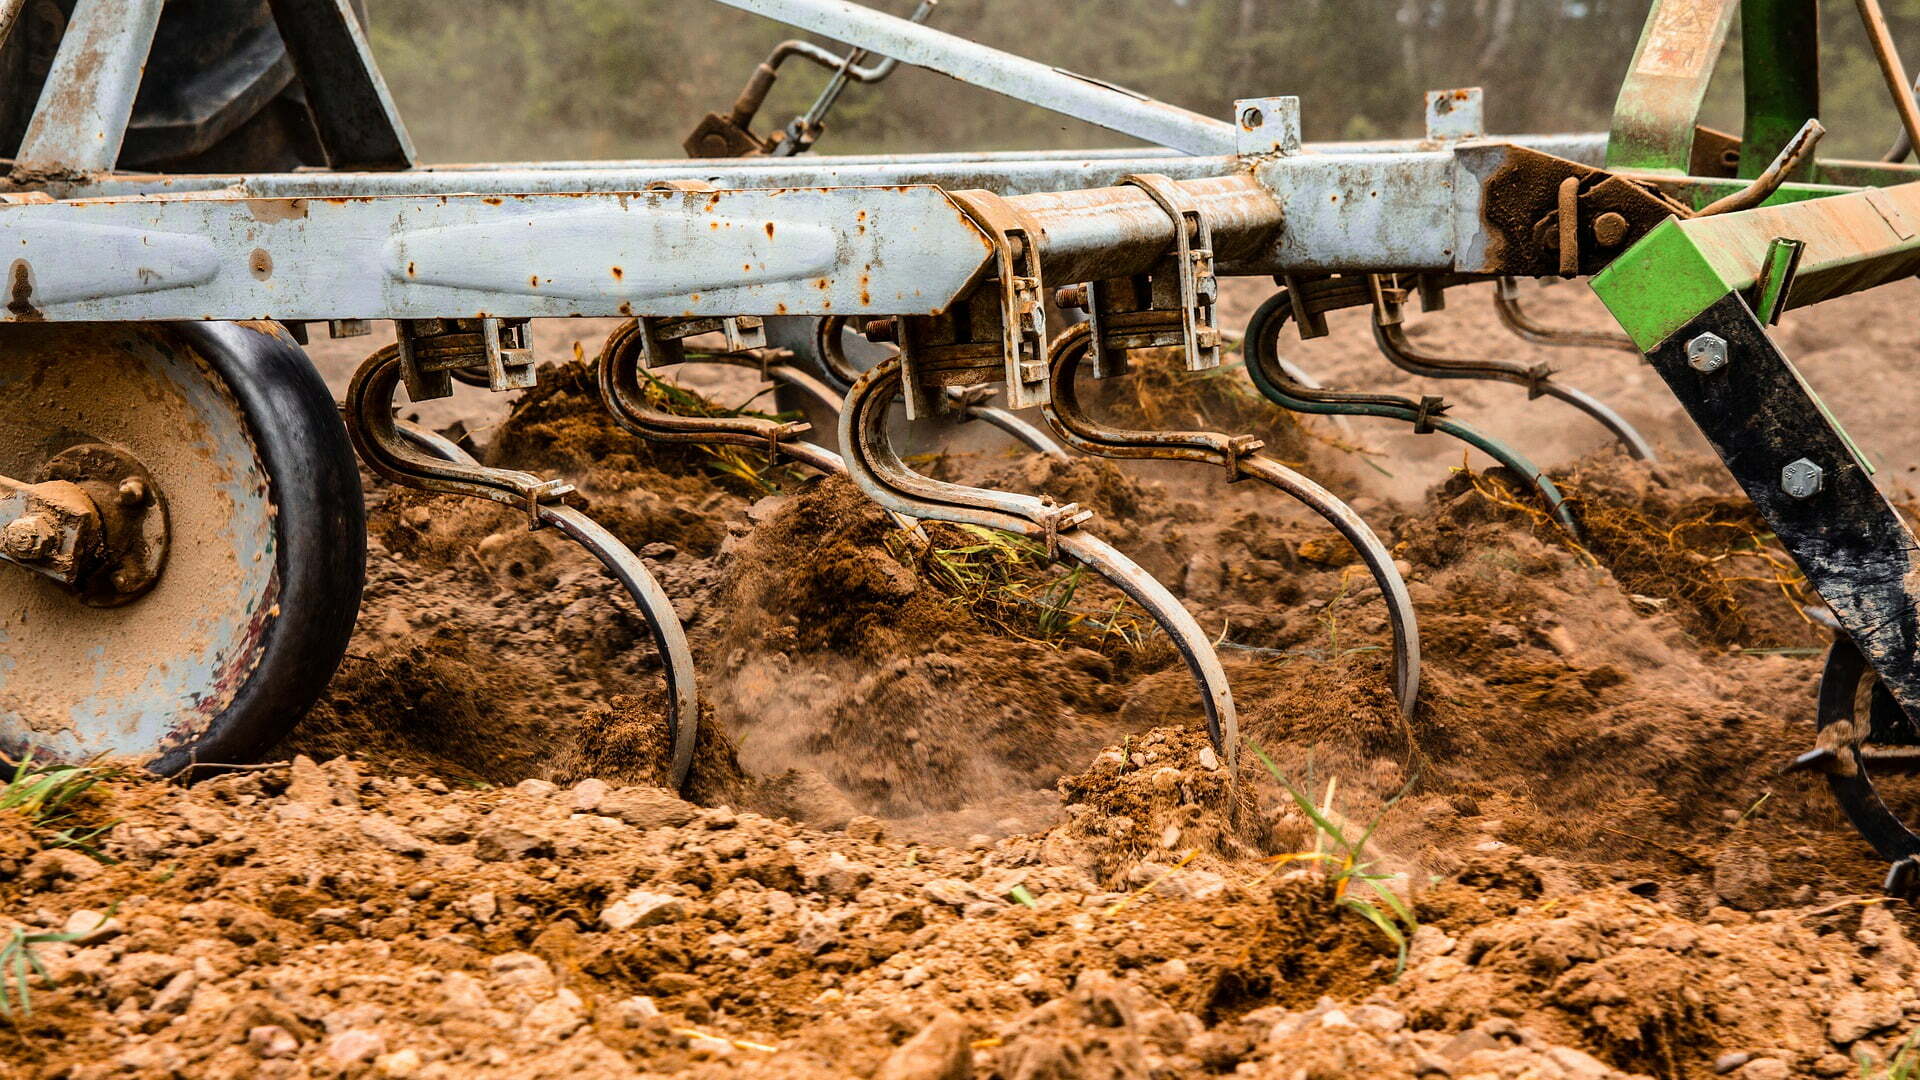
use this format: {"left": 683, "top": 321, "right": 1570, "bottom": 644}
{"left": 347, "top": 350, "right": 700, "bottom": 790}
{"left": 1044, "top": 324, "right": 1418, "bottom": 719}
{"left": 1492, "top": 278, "right": 1640, "bottom": 355}
{"left": 1373, "top": 293, "right": 1658, "bottom": 461}
{"left": 840, "top": 356, "right": 1237, "bottom": 765}
{"left": 816, "top": 315, "right": 1071, "bottom": 460}
{"left": 1245, "top": 290, "right": 1585, "bottom": 541}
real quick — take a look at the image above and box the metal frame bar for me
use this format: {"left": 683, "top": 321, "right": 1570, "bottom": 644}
{"left": 710, "top": 0, "right": 1236, "bottom": 155}
{"left": 263, "top": 0, "right": 416, "bottom": 169}
{"left": 14, "top": 0, "right": 165, "bottom": 175}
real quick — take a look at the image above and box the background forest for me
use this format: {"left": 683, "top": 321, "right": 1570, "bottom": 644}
{"left": 364, "top": 0, "right": 1920, "bottom": 163}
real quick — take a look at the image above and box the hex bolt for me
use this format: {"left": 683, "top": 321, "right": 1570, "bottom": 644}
{"left": 2, "top": 514, "right": 56, "bottom": 560}
{"left": 1686, "top": 332, "right": 1729, "bottom": 373}
{"left": 1782, "top": 457, "right": 1824, "bottom": 499}
{"left": 1593, "top": 212, "right": 1630, "bottom": 248}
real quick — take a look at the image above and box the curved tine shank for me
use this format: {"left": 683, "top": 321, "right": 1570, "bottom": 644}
{"left": 1372, "top": 313, "right": 1658, "bottom": 462}
{"left": 349, "top": 364, "right": 701, "bottom": 791}
{"left": 1244, "top": 292, "right": 1586, "bottom": 540}
{"left": 1045, "top": 325, "right": 1419, "bottom": 719}
{"left": 596, "top": 321, "right": 811, "bottom": 451}
{"left": 949, "top": 392, "right": 1072, "bottom": 461}
{"left": 840, "top": 357, "right": 1238, "bottom": 764}
{"left": 1493, "top": 278, "right": 1639, "bottom": 355}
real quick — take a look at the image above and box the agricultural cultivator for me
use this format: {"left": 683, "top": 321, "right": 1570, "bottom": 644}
{"left": 6, "top": 0, "right": 1920, "bottom": 891}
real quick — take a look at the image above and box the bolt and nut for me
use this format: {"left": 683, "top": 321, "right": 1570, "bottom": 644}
{"left": 1686, "top": 332, "right": 1729, "bottom": 373}
{"left": 2, "top": 513, "right": 57, "bottom": 560}
{"left": 1782, "top": 458, "right": 1824, "bottom": 499}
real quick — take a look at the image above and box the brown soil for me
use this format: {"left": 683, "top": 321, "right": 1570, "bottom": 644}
{"left": 12, "top": 282, "right": 1920, "bottom": 1079}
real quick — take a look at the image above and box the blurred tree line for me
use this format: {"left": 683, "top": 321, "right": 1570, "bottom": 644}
{"left": 365, "top": 0, "right": 1920, "bottom": 163}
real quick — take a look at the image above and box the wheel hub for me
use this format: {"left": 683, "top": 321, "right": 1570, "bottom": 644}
{"left": 0, "top": 443, "right": 170, "bottom": 607}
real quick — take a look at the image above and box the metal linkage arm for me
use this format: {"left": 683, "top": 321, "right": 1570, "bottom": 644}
{"left": 1370, "top": 280, "right": 1657, "bottom": 460}
{"left": 711, "top": 0, "right": 1237, "bottom": 155}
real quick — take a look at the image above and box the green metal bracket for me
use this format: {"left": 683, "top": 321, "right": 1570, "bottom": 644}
{"left": 1740, "top": 0, "right": 1821, "bottom": 180}
{"left": 1608, "top": 0, "right": 1742, "bottom": 173}
{"left": 1594, "top": 177, "right": 1920, "bottom": 350}
{"left": 1607, "top": 0, "right": 1820, "bottom": 179}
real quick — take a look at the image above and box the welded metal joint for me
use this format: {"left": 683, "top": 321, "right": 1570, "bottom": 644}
{"left": 1233, "top": 96, "right": 1301, "bottom": 157}
{"left": 1686, "top": 332, "right": 1729, "bottom": 373}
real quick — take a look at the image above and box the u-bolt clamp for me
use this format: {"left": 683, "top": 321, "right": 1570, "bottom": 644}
{"left": 1369, "top": 275, "right": 1658, "bottom": 461}
{"left": 345, "top": 345, "right": 700, "bottom": 789}
{"left": 1043, "top": 322, "right": 1421, "bottom": 721}
{"left": 944, "top": 190, "right": 1050, "bottom": 411}
{"left": 840, "top": 355, "right": 1239, "bottom": 766}
{"left": 1118, "top": 173, "right": 1222, "bottom": 371}
{"left": 813, "top": 315, "right": 1069, "bottom": 461}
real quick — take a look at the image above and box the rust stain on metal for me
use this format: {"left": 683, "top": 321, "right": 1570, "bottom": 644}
{"left": 7, "top": 260, "right": 41, "bottom": 320}
{"left": 611, "top": 266, "right": 624, "bottom": 281}
{"left": 246, "top": 198, "right": 308, "bottom": 223}
{"left": 248, "top": 248, "right": 273, "bottom": 281}
{"left": 765, "top": 222, "right": 775, "bottom": 238}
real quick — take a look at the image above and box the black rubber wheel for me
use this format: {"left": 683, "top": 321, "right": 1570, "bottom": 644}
{"left": 0, "top": 322, "right": 363, "bottom": 774}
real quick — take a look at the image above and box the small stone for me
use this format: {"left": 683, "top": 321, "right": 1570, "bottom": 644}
{"left": 615, "top": 996, "right": 661, "bottom": 1026}
{"left": 1829, "top": 990, "right": 1902, "bottom": 1044}
{"left": 326, "top": 1029, "right": 386, "bottom": 1065}
{"left": 921, "top": 879, "right": 980, "bottom": 907}
{"left": 1712, "top": 844, "right": 1774, "bottom": 911}
{"left": 1545, "top": 1046, "right": 1612, "bottom": 1080}
{"left": 358, "top": 814, "right": 428, "bottom": 856}
{"left": 376, "top": 1048, "right": 423, "bottom": 1077}
{"left": 286, "top": 755, "right": 338, "bottom": 807}
{"left": 1197, "top": 746, "right": 1221, "bottom": 771}
{"left": 22, "top": 848, "right": 101, "bottom": 887}
{"left": 874, "top": 1009, "right": 970, "bottom": 1080}
{"left": 1714, "top": 1051, "right": 1752, "bottom": 1073}
{"left": 465, "top": 891, "right": 498, "bottom": 924}
{"left": 149, "top": 970, "right": 198, "bottom": 1015}
{"left": 474, "top": 822, "right": 552, "bottom": 861}
{"left": 900, "top": 966, "right": 930, "bottom": 988}
{"left": 521, "top": 989, "right": 584, "bottom": 1040}
{"left": 515, "top": 778, "right": 558, "bottom": 797}
{"left": 488, "top": 952, "right": 553, "bottom": 987}
{"left": 597, "top": 787, "right": 697, "bottom": 830}
{"left": 249, "top": 1025, "right": 299, "bottom": 1058}
{"left": 571, "top": 778, "right": 610, "bottom": 812}
{"left": 62, "top": 908, "right": 121, "bottom": 943}
{"left": 845, "top": 816, "right": 885, "bottom": 843}
{"left": 1812, "top": 1053, "right": 1854, "bottom": 1076}
{"left": 1350, "top": 1004, "right": 1405, "bottom": 1033}
{"left": 602, "top": 890, "right": 687, "bottom": 931}
{"left": 1737, "top": 1059, "right": 1790, "bottom": 1080}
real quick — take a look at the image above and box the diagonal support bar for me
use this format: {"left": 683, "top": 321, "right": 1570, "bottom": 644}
{"left": 264, "top": 0, "right": 416, "bottom": 170}
{"left": 14, "top": 0, "right": 164, "bottom": 175}
{"left": 710, "top": 0, "right": 1236, "bottom": 155}
{"left": 1636, "top": 293, "right": 1920, "bottom": 726}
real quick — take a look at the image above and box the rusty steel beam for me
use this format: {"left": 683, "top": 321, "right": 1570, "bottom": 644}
{"left": 14, "top": 0, "right": 165, "bottom": 176}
